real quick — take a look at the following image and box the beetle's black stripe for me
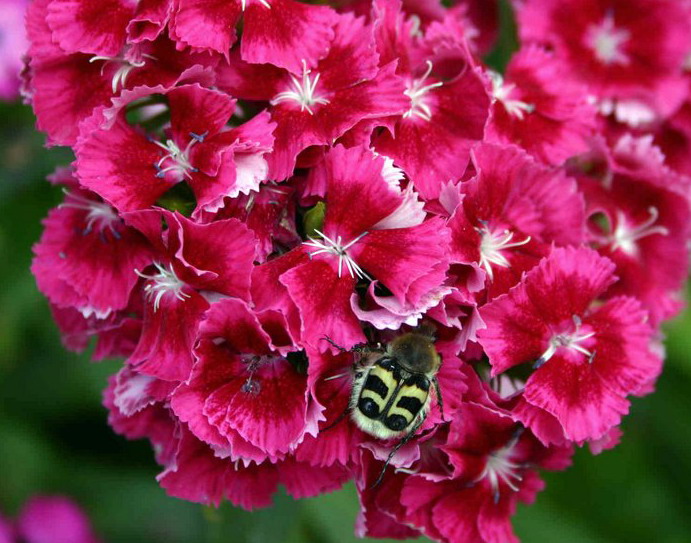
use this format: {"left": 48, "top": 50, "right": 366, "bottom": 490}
{"left": 363, "top": 374, "right": 389, "bottom": 399}
{"left": 404, "top": 373, "right": 430, "bottom": 391}
{"left": 396, "top": 395, "right": 424, "bottom": 416}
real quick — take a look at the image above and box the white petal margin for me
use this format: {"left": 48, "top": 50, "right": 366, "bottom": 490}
{"left": 373, "top": 184, "right": 427, "bottom": 230}
{"left": 350, "top": 281, "right": 452, "bottom": 330}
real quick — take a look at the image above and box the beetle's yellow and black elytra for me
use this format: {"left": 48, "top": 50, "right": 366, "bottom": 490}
{"left": 324, "top": 330, "right": 444, "bottom": 487}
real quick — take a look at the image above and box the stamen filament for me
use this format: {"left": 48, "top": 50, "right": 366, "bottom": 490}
{"left": 135, "top": 263, "right": 190, "bottom": 311}
{"left": 488, "top": 70, "right": 535, "bottom": 120}
{"left": 610, "top": 206, "right": 669, "bottom": 254}
{"left": 477, "top": 225, "right": 531, "bottom": 281}
{"left": 151, "top": 132, "right": 206, "bottom": 181}
{"left": 304, "top": 229, "right": 371, "bottom": 279}
{"left": 535, "top": 315, "right": 596, "bottom": 368}
{"left": 403, "top": 60, "right": 443, "bottom": 122}
{"left": 271, "top": 60, "right": 329, "bottom": 115}
{"left": 60, "top": 189, "right": 122, "bottom": 238}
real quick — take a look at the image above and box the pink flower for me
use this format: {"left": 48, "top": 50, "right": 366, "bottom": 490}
{"left": 171, "top": 0, "right": 337, "bottom": 73}
{"left": 171, "top": 297, "right": 319, "bottom": 463}
{"left": 76, "top": 84, "right": 275, "bottom": 216}
{"left": 252, "top": 144, "right": 449, "bottom": 349}
{"left": 478, "top": 246, "right": 662, "bottom": 442}
{"left": 0, "top": 496, "right": 101, "bottom": 543}
{"left": 217, "top": 13, "right": 409, "bottom": 180}
{"left": 370, "top": 0, "right": 490, "bottom": 199}
{"left": 517, "top": 0, "right": 691, "bottom": 125}
{"left": 447, "top": 143, "right": 585, "bottom": 297}
{"left": 26, "top": 0, "right": 217, "bottom": 146}
{"left": 484, "top": 46, "right": 598, "bottom": 164}
{"left": 575, "top": 135, "right": 691, "bottom": 324}
{"left": 0, "top": 0, "right": 29, "bottom": 101}
{"left": 32, "top": 170, "right": 156, "bottom": 320}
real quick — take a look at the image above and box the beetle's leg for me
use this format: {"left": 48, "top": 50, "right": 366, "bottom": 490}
{"left": 432, "top": 377, "right": 445, "bottom": 422}
{"left": 370, "top": 412, "right": 427, "bottom": 489}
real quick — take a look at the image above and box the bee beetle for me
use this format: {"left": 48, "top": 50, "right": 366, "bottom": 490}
{"left": 324, "top": 330, "right": 444, "bottom": 486}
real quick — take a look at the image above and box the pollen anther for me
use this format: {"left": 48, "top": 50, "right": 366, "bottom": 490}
{"left": 152, "top": 132, "right": 206, "bottom": 181}
{"left": 535, "top": 315, "right": 595, "bottom": 369}
{"left": 60, "top": 190, "right": 122, "bottom": 239}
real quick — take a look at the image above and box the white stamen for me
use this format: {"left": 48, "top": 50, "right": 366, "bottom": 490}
{"left": 403, "top": 60, "right": 443, "bottom": 122}
{"left": 488, "top": 70, "right": 535, "bottom": 120}
{"left": 535, "top": 315, "right": 595, "bottom": 368}
{"left": 152, "top": 132, "right": 205, "bottom": 181}
{"left": 585, "top": 13, "right": 630, "bottom": 66}
{"left": 475, "top": 431, "right": 523, "bottom": 503}
{"left": 610, "top": 207, "right": 669, "bottom": 256}
{"left": 304, "top": 229, "right": 371, "bottom": 279}
{"left": 135, "top": 263, "right": 190, "bottom": 311}
{"left": 477, "top": 225, "right": 531, "bottom": 281}
{"left": 60, "top": 189, "right": 122, "bottom": 238}
{"left": 89, "top": 50, "right": 154, "bottom": 93}
{"left": 271, "top": 59, "right": 329, "bottom": 115}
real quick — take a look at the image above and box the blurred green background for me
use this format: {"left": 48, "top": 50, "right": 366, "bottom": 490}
{"left": 2, "top": 3, "right": 691, "bottom": 539}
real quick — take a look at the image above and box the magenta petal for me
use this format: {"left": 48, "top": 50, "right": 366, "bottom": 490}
{"left": 168, "top": 85, "right": 236, "bottom": 141}
{"left": 114, "top": 366, "right": 164, "bottom": 417}
{"left": 76, "top": 114, "right": 172, "bottom": 212}
{"left": 242, "top": 0, "right": 337, "bottom": 73}
{"left": 198, "top": 298, "right": 274, "bottom": 353}
{"left": 170, "top": 0, "right": 241, "bottom": 55}
{"left": 352, "top": 218, "right": 449, "bottom": 303}
{"left": 171, "top": 340, "right": 235, "bottom": 448}
{"left": 585, "top": 297, "right": 662, "bottom": 397}
{"left": 128, "top": 287, "right": 209, "bottom": 381}
{"left": 167, "top": 212, "right": 256, "bottom": 300}
{"left": 510, "top": 398, "right": 567, "bottom": 447}
{"left": 158, "top": 429, "right": 279, "bottom": 509}
{"left": 279, "top": 460, "right": 349, "bottom": 499}
{"left": 127, "top": 0, "right": 170, "bottom": 42}
{"left": 204, "top": 358, "right": 309, "bottom": 456}
{"left": 316, "top": 11, "right": 379, "bottom": 89}
{"left": 524, "top": 353, "right": 631, "bottom": 442}
{"left": 18, "top": 496, "right": 100, "bottom": 543}
{"left": 46, "top": 0, "right": 134, "bottom": 56}
{"left": 32, "top": 193, "right": 154, "bottom": 315}
{"left": 280, "top": 259, "right": 366, "bottom": 350}
{"left": 31, "top": 56, "right": 114, "bottom": 146}
{"left": 374, "top": 67, "right": 489, "bottom": 199}
{"left": 323, "top": 145, "right": 402, "bottom": 240}
{"left": 478, "top": 247, "right": 617, "bottom": 375}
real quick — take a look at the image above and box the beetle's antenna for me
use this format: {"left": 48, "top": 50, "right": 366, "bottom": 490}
{"left": 322, "top": 336, "right": 348, "bottom": 352}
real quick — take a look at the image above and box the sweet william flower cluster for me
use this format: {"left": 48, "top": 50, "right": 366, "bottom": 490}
{"left": 26, "top": 0, "right": 691, "bottom": 540}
